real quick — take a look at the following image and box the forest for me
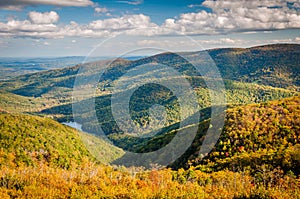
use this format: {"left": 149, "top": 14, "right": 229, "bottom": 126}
{"left": 0, "top": 44, "right": 299, "bottom": 198}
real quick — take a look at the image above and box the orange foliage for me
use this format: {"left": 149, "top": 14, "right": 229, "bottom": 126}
{"left": 0, "top": 163, "right": 299, "bottom": 198}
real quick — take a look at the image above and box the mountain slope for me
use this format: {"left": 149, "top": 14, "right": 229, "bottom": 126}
{"left": 207, "top": 44, "right": 300, "bottom": 89}
{"left": 0, "top": 44, "right": 299, "bottom": 169}
{"left": 172, "top": 95, "right": 300, "bottom": 174}
{"left": 143, "top": 44, "right": 300, "bottom": 90}
{"left": 109, "top": 94, "right": 300, "bottom": 173}
{"left": 0, "top": 44, "right": 298, "bottom": 117}
{"left": 88, "top": 95, "right": 299, "bottom": 171}
{"left": 0, "top": 90, "right": 43, "bottom": 113}
{"left": 79, "top": 131, "right": 124, "bottom": 164}
{"left": 0, "top": 113, "right": 123, "bottom": 168}
{"left": 1, "top": 44, "right": 299, "bottom": 98}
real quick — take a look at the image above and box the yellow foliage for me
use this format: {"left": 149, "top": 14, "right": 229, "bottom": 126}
{"left": 0, "top": 162, "right": 298, "bottom": 198}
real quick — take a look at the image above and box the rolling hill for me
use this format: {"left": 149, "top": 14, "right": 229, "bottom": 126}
{"left": 0, "top": 44, "right": 299, "bottom": 198}
{"left": 173, "top": 95, "right": 300, "bottom": 174}
{"left": 0, "top": 43, "right": 299, "bottom": 169}
{"left": 0, "top": 113, "right": 123, "bottom": 168}
{"left": 1, "top": 44, "right": 299, "bottom": 99}
{"left": 107, "top": 94, "right": 300, "bottom": 174}
{"left": 0, "top": 45, "right": 298, "bottom": 137}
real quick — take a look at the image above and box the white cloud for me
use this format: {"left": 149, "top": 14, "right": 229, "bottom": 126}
{"left": 188, "top": 4, "right": 202, "bottom": 8}
{"left": 295, "top": 37, "right": 300, "bottom": 42}
{"left": 1, "top": 1, "right": 300, "bottom": 39}
{"left": 117, "top": 0, "right": 144, "bottom": 5}
{"left": 0, "top": 20, "right": 57, "bottom": 36}
{"left": 94, "top": 7, "right": 111, "bottom": 16}
{"left": 0, "top": 0, "right": 94, "bottom": 10}
{"left": 160, "top": 0, "right": 300, "bottom": 35}
{"left": 95, "top": 7, "right": 109, "bottom": 13}
{"left": 293, "top": 2, "right": 300, "bottom": 8}
{"left": 43, "top": 41, "right": 50, "bottom": 45}
{"left": 197, "top": 38, "right": 243, "bottom": 45}
{"left": 0, "top": 11, "right": 60, "bottom": 38}
{"left": 136, "top": 38, "right": 244, "bottom": 48}
{"left": 88, "top": 14, "right": 156, "bottom": 31}
{"left": 28, "top": 11, "right": 59, "bottom": 24}
{"left": 0, "top": 14, "right": 158, "bottom": 38}
{"left": 270, "top": 39, "right": 293, "bottom": 43}
{"left": 219, "top": 38, "right": 236, "bottom": 44}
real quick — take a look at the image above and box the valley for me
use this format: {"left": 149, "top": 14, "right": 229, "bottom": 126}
{"left": 0, "top": 44, "right": 299, "bottom": 198}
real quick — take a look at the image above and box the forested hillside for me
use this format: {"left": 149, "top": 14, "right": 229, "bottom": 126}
{"left": 175, "top": 95, "right": 300, "bottom": 174}
{"left": 0, "top": 44, "right": 299, "bottom": 198}
{"left": 0, "top": 100, "right": 299, "bottom": 198}
{"left": 0, "top": 114, "right": 123, "bottom": 167}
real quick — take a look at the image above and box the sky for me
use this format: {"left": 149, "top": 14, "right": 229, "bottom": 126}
{"left": 0, "top": 0, "right": 299, "bottom": 57}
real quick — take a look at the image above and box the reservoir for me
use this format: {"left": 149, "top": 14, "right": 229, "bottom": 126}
{"left": 62, "top": 121, "right": 83, "bottom": 131}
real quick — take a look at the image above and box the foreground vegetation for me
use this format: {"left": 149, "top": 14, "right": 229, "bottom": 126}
{"left": 0, "top": 162, "right": 299, "bottom": 199}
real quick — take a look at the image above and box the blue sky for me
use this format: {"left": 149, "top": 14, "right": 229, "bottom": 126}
{"left": 0, "top": 0, "right": 299, "bottom": 57}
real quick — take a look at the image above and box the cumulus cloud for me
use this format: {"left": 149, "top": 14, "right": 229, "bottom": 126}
{"left": 0, "top": 19, "right": 57, "bottom": 37}
{"left": 0, "top": 11, "right": 62, "bottom": 38}
{"left": 28, "top": 11, "right": 59, "bottom": 24}
{"left": 95, "top": 7, "right": 109, "bottom": 14}
{"left": 0, "top": 14, "right": 158, "bottom": 38}
{"left": 1, "top": 0, "right": 300, "bottom": 39}
{"left": 161, "top": 0, "right": 300, "bottom": 35}
{"left": 94, "top": 7, "right": 111, "bottom": 16}
{"left": 88, "top": 14, "right": 156, "bottom": 31}
{"left": 0, "top": 0, "right": 94, "bottom": 10}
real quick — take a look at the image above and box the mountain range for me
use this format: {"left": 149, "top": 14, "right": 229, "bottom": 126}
{"left": 0, "top": 44, "right": 299, "bottom": 197}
